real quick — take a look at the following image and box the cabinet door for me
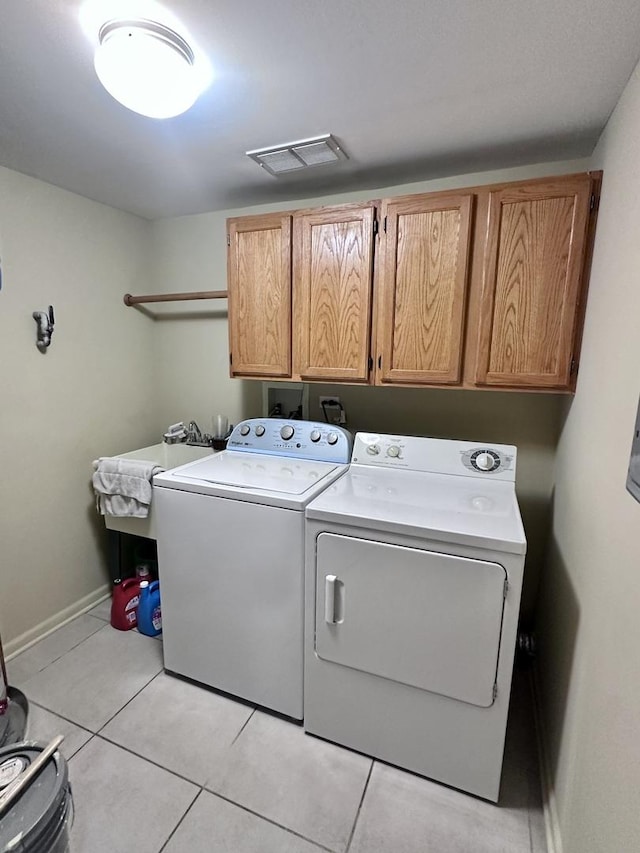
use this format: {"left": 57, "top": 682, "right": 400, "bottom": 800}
{"left": 475, "top": 175, "right": 592, "bottom": 389}
{"left": 227, "top": 213, "right": 292, "bottom": 378}
{"left": 376, "top": 193, "right": 473, "bottom": 385}
{"left": 293, "top": 204, "right": 375, "bottom": 382}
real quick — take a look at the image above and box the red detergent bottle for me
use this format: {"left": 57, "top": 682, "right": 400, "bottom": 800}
{"left": 137, "top": 581, "right": 162, "bottom": 637}
{"left": 110, "top": 579, "right": 142, "bottom": 631}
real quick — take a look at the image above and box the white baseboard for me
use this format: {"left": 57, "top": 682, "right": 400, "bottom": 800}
{"left": 4, "top": 584, "right": 111, "bottom": 660}
{"left": 530, "top": 665, "right": 564, "bottom": 853}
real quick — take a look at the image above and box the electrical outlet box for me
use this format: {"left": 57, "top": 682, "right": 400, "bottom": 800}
{"left": 263, "top": 382, "right": 309, "bottom": 419}
{"left": 319, "top": 396, "right": 347, "bottom": 425}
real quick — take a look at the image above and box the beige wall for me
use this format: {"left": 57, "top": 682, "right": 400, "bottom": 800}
{"left": 149, "top": 158, "right": 588, "bottom": 621}
{"left": 536, "top": 62, "right": 640, "bottom": 852}
{"left": 0, "top": 168, "right": 156, "bottom": 646}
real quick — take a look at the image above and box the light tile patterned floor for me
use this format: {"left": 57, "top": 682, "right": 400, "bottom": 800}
{"left": 6, "top": 601, "right": 547, "bottom": 853}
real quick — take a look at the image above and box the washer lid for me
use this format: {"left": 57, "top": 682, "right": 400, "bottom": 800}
{"left": 305, "top": 466, "right": 526, "bottom": 555}
{"left": 154, "top": 451, "right": 343, "bottom": 497}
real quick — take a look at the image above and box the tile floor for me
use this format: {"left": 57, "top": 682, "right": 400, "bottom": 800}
{"left": 6, "top": 599, "right": 548, "bottom": 853}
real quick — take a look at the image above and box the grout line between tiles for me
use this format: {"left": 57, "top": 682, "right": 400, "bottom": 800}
{"left": 69, "top": 732, "right": 331, "bottom": 853}
{"left": 28, "top": 665, "right": 164, "bottom": 740}
{"left": 87, "top": 614, "right": 110, "bottom": 626}
{"left": 157, "top": 785, "right": 204, "bottom": 853}
{"left": 28, "top": 700, "right": 100, "bottom": 738}
{"left": 15, "top": 616, "right": 107, "bottom": 680}
{"left": 87, "top": 606, "right": 110, "bottom": 623}
{"left": 230, "top": 707, "right": 256, "bottom": 745}
{"left": 95, "top": 726, "right": 334, "bottom": 850}
{"left": 95, "top": 732, "right": 208, "bottom": 788}
{"left": 96, "top": 669, "right": 164, "bottom": 733}
{"left": 344, "top": 759, "right": 374, "bottom": 853}
{"left": 67, "top": 733, "right": 97, "bottom": 763}
{"left": 205, "top": 789, "right": 335, "bottom": 853}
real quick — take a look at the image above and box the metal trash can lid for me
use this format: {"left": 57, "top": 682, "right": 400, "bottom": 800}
{"left": 0, "top": 742, "right": 70, "bottom": 853}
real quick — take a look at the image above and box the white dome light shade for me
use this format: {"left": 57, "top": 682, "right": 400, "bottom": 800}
{"left": 94, "top": 19, "right": 207, "bottom": 118}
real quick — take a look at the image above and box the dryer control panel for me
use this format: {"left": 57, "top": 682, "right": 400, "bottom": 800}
{"left": 351, "top": 433, "right": 516, "bottom": 481}
{"left": 227, "top": 419, "right": 353, "bottom": 463}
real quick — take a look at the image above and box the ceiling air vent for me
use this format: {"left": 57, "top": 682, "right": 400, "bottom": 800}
{"left": 247, "top": 134, "right": 348, "bottom": 176}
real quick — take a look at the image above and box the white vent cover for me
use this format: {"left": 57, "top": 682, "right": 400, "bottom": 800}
{"left": 247, "top": 134, "right": 348, "bottom": 176}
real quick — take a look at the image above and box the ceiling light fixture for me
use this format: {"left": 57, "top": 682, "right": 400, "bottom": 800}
{"left": 247, "top": 134, "right": 349, "bottom": 176}
{"left": 93, "top": 17, "right": 210, "bottom": 119}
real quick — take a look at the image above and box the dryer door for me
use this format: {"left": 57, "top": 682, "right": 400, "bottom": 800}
{"left": 315, "top": 533, "right": 506, "bottom": 707}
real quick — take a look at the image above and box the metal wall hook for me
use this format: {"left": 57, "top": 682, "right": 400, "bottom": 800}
{"left": 33, "top": 305, "right": 55, "bottom": 351}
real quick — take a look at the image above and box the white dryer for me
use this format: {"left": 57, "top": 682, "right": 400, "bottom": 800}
{"left": 304, "top": 432, "right": 526, "bottom": 802}
{"left": 153, "top": 419, "right": 352, "bottom": 720}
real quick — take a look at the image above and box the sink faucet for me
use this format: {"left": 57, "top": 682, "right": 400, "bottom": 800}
{"left": 187, "top": 421, "right": 203, "bottom": 444}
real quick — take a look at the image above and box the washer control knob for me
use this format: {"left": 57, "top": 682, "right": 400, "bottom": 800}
{"left": 280, "top": 425, "right": 295, "bottom": 440}
{"left": 310, "top": 429, "right": 322, "bottom": 443}
{"left": 475, "top": 452, "right": 495, "bottom": 471}
{"left": 327, "top": 432, "right": 339, "bottom": 445}
{"left": 240, "top": 424, "right": 251, "bottom": 436}
{"left": 254, "top": 425, "right": 265, "bottom": 437}
{"left": 367, "top": 444, "right": 380, "bottom": 455}
{"left": 387, "top": 445, "right": 401, "bottom": 458}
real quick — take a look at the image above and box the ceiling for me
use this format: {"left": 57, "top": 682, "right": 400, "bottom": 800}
{"left": 1, "top": 0, "right": 639, "bottom": 220}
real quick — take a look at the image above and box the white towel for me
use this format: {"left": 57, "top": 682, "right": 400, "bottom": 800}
{"left": 92, "top": 457, "right": 164, "bottom": 518}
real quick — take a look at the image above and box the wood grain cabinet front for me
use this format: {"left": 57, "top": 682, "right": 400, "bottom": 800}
{"left": 225, "top": 172, "right": 600, "bottom": 392}
{"left": 375, "top": 193, "right": 474, "bottom": 386}
{"left": 227, "top": 213, "right": 292, "bottom": 378}
{"left": 293, "top": 204, "right": 376, "bottom": 383}
{"left": 473, "top": 174, "right": 595, "bottom": 390}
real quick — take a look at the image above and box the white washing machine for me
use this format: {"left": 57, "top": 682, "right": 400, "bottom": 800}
{"left": 304, "top": 432, "right": 526, "bottom": 801}
{"left": 154, "top": 419, "right": 352, "bottom": 720}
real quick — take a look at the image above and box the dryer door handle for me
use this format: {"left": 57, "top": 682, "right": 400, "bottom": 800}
{"left": 325, "top": 575, "right": 338, "bottom": 624}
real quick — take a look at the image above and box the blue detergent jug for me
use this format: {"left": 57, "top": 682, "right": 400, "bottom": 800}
{"left": 137, "top": 580, "right": 162, "bottom": 637}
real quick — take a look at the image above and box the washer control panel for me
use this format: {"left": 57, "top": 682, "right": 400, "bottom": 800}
{"left": 352, "top": 433, "right": 516, "bottom": 480}
{"left": 227, "top": 419, "right": 352, "bottom": 463}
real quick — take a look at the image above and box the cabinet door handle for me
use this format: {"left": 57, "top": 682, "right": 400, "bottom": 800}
{"left": 324, "top": 575, "right": 337, "bottom": 624}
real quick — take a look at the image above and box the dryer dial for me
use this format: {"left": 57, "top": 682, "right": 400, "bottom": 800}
{"left": 280, "top": 425, "right": 295, "bottom": 440}
{"left": 471, "top": 450, "right": 501, "bottom": 472}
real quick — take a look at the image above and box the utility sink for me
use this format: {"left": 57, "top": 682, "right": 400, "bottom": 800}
{"left": 103, "top": 442, "right": 214, "bottom": 540}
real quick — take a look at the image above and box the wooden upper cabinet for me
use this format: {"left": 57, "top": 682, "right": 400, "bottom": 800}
{"left": 227, "top": 213, "right": 292, "bottom": 378}
{"left": 225, "top": 172, "right": 599, "bottom": 392}
{"left": 474, "top": 175, "right": 593, "bottom": 389}
{"left": 375, "top": 193, "right": 473, "bottom": 385}
{"left": 293, "top": 204, "right": 375, "bottom": 383}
